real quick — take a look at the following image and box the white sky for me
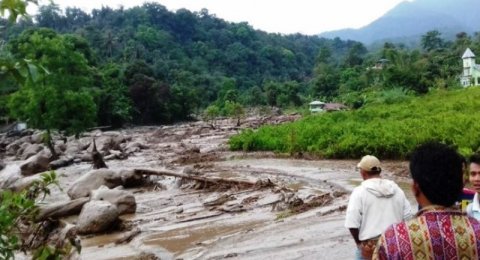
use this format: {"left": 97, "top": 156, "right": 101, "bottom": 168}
{"left": 33, "top": 0, "right": 409, "bottom": 35}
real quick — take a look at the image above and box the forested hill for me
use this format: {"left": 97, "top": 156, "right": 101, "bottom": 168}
{"left": 1, "top": 3, "right": 363, "bottom": 126}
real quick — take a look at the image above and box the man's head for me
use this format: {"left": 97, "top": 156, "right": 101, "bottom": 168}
{"left": 409, "top": 142, "right": 464, "bottom": 207}
{"left": 469, "top": 153, "right": 480, "bottom": 193}
{"left": 357, "top": 155, "right": 382, "bottom": 179}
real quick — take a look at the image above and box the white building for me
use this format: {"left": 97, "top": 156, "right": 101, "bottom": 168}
{"left": 460, "top": 48, "right": 480, "bottom": 87}
{"left": 309, "top": 101, "right": 325, "bottom": 113}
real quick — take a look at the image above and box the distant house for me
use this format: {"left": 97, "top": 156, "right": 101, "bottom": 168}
{"left": 460, "top": 48, "right": 480, "bottom": 87}
{"left": 309, "top": 101, "right": 325, "bottom": 113}
{"left": 374, "top": 59, "right": 389, "bottom": 70}
{"left": 309, "top": 101, "right": 347, "bottom": 113}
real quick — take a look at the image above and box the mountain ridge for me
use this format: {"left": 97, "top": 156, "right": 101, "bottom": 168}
{"left": 319, "top": 0, "right": 479, "bottom": 45}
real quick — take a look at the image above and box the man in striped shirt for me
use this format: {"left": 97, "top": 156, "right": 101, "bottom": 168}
{"left": 373, "top": 142, "right": 480, "bottom": 259}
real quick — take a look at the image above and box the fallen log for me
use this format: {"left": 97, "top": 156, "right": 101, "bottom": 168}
{"left": 36, "top": 197, "right": 90, "bottom": 221}
{"left": 134, "top": 168, "right": 275, "bottom": 189}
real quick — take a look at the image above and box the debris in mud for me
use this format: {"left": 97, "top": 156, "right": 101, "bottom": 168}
{"left": 114, "top": 227, "right": 141, "bottom": 244}
{"left": 219, "top": 203, "right": 245, "bottom": 213}
{"left": 135, "top": 168, "right": 275, "bottom": 191}
{"left": 317, "top": 205, "right": 348, "bottom": 216}
{"left": 289, "top": 192, "right": 333, "bottom": 214}
{"left": 224, "top": 252, "right": 238, "bottom": 258}
{"left": 1, "top": 115, "right": 396, "bottom": 259}
{"left": 170, "top": 151, "right": 221, "bottom": 165}
{"left": 204, "top": 194, "right": 235, "bottom": 206}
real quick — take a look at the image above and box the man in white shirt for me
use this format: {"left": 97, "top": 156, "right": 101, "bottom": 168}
{"left": 345, "top": 155, "right": 412, "bottom": 259}
{"left": 467, "top": 153, "right": 480, "bottom": 220}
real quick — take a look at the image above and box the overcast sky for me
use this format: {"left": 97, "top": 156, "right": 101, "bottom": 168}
{"left": 33, "top": 0, "right": 409, "bottom": 35}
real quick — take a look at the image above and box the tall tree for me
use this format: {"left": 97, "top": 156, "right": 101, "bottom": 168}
{"left": 421, "top": 30, "right": 445, "bottom": 52}
{"left": 7, "top": 28, "right": 96, "bottom": 155}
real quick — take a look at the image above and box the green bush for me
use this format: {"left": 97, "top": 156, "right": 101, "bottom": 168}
{"left": 0, "top": 171, "right": 78, "bottom": 259}
{"left": 229, "top": 87, "right": 480, "bottom": 159}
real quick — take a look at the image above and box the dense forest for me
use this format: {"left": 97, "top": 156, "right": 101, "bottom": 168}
{"left": 1, "top": 3, "right": 360, "bottom": 130}
{"left": 1, "top": 3, "right": 480, "bottom": 134}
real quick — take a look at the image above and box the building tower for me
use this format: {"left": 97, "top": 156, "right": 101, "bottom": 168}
{"left": 461, "top": 48, "right": 479, "bottom": 87}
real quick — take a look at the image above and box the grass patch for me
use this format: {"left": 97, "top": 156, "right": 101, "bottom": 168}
{"left": 229, "top": 87, "right": 480, "bottom": 159}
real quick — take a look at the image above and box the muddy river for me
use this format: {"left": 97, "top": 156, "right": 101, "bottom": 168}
{"left": 1, "top": 117, "right": 416, "bottom": 260}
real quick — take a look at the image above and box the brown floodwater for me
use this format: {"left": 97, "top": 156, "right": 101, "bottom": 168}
{"left": 143, "top": 221, "right": 264, "bottom": 255}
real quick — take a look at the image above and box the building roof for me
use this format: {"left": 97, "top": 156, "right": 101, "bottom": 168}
{"left": 462, "top": 48, "right": 476, "bottom": 59}
{"left": 309, "top": 101, "right": 325, "bottom": 105}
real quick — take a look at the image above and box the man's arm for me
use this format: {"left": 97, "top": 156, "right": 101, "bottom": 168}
{"left": 345, "top": 189, "right": 362, "bottom": 244}
{"left": 349, "top": 228, "right": 361, "bottom": 245}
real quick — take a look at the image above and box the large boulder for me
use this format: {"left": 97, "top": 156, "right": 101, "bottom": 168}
{"left": 91, "top": 186, "right": 136, "bottom": 214}
{"left": 5, "top": 136, "right": 32, "bottom": 156}
{"left": 19, "top": 150, "right": 51, "bottom": 176}
{"left": 16, "top": 142, "right": 31, "bottom": 157}
{"left": 87, "top": 134, "right": 126, "bottom": 154}
{"left": 64, "top": 138, "right": 91, "bottom": 156}
{"left": 76, "top": 200, "right": 119, "bottom": 234}
{"left": 30, "top": 132, "right": 44, "bottom": 144}
{"left": 20, "top": 143, "right": 44, "bottom": 160}
{"left": 0, "top": 164, "right": 21, "bottom": 189}
{"left": 67, "top": 169, "right": 143, "bottom": 199}
{"left": 67, "top": 169, "right": 120, "bottom": 199}
{"left": 54, "top": 141, "right": 67, "bottom": 154}
{"left": 9, "top": 174, "right": 43, "bottom": 192}
{"left": 124, "top": 142, "right": 149, "bottom": 154}
{"left": 6, "top": 141, "right": 21, "bottom": 156}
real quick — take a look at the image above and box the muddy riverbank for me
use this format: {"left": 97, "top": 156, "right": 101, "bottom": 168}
{"left": 0, "top": 116, "right": 414, "bottom": 260}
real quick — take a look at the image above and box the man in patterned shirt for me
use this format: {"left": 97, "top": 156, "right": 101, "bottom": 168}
{"left": 373, "top": 142, "right": 480, "bottom": 259}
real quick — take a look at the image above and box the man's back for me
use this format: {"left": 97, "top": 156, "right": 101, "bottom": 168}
{"left": 345, "top": 178, "right": 411, "bottom": 241}
{"left": 375, "top": 206, "right": 480, "bottom": 259}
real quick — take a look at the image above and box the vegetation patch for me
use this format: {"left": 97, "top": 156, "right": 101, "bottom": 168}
{"left": 229, "top": 88, "right": 480, "bottom": 159}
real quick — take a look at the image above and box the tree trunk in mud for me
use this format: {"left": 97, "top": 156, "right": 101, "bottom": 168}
{"left": 92, "top": 138, "right": 108, "bottom": 169}
{"left": 46, "top": 129, "right": 58, "bottom": 160}
{"left": 134, "top": 168, "right": 275, "bottom": 189}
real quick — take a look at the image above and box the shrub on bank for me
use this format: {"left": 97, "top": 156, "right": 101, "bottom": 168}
{"left": 229, "top": 88, "right": 480, "bottom": 159}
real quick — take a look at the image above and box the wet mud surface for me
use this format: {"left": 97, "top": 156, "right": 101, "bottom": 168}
{"left": 1, "top": 116, "right": 414, "bottom": 260}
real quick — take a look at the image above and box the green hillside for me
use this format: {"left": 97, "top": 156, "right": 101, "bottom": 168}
{"left": 229, "top": 87, "right": 480, "bottom": 159}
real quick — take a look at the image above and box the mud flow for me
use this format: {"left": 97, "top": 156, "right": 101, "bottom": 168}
{"left": 0, "top": 115, "right": 413, "bottom": 260}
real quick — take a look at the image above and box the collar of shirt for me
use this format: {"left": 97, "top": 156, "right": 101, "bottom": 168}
{"left": 472, "top": 193, "right": 480, "bottom": 212}
{"left": 416, "top": 204, "right": 462, "bottom": 217}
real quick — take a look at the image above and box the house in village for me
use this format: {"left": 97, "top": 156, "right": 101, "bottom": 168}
{"left": 309, "top": 101, "right": 325, "bottom": 113}
{"left": 460, "top": 48, "right": 480, "bottom": 87}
